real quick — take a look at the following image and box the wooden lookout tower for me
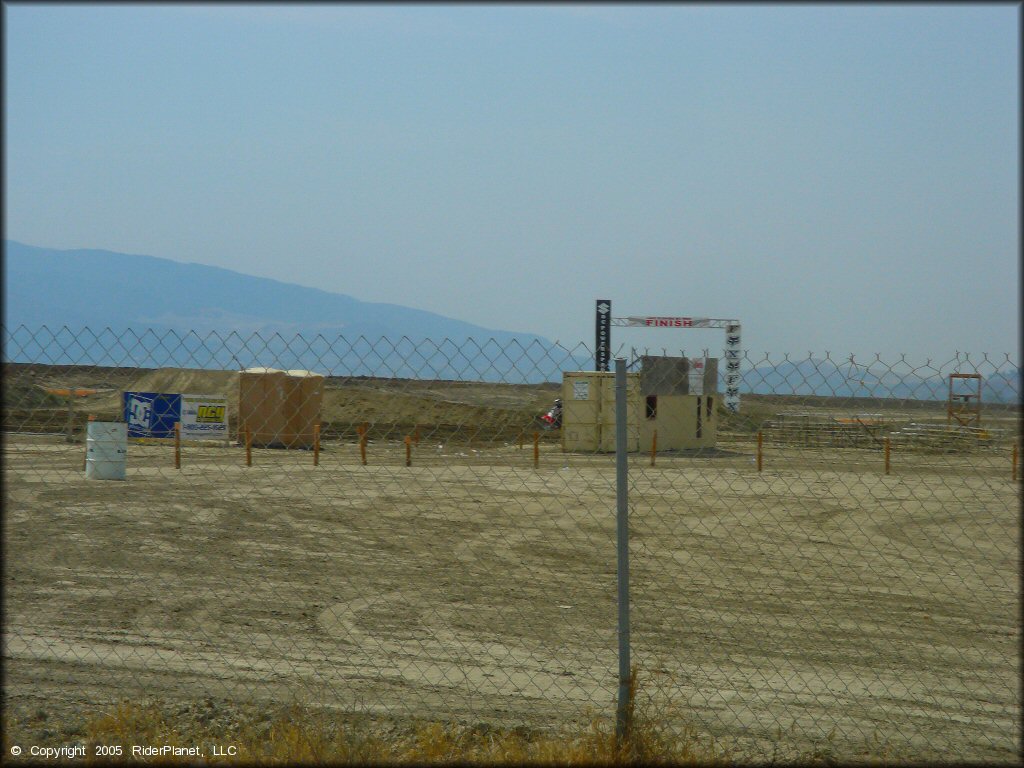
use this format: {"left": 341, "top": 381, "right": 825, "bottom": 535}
{"left": 947, "top": 373, "right": 982, "bottom": 428}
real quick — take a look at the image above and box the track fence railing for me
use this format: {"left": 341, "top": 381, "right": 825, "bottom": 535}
{"left": 2, "top": 325, "right": 1019, "bottom": 762}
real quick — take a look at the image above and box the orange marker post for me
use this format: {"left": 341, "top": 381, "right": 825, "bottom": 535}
{"left": 884, "top": 437, "right": 891, "bottom": 475}
{"left": 357, "top": 424, "right": 368, "bottom": 466}
{"left": 174, "top": 422, "right": 181, "bottom": 469}
{"left": 757, "top": 431, "right": 763, "bottom": 473}
{"left": 314, "top": 423, "right": 320, "bottom": 466}
{"left": 533, "top": 431, "right": 540, "bottom": 469}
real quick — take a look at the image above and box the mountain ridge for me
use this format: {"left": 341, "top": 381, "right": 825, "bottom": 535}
{"left": 3, "top": 240, "right": 591, "bottom": 382}
{"left": 4, "top": 241, "right": 1019, "bottom": 399}
{"left": 3, "top": 240, "right": 549, "bottom": 343}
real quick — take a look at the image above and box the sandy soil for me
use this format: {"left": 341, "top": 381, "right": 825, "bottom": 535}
{"left": 3, "top": 428, "right": 1019, "bottom": 762}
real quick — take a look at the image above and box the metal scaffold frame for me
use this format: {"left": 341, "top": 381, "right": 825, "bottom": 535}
{"left": 595, "top": 300, "right": 742, "bottom": 412}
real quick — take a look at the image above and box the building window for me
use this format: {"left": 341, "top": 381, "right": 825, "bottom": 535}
{"left": 646, "top": 395, "right": 657, "bottom": 419}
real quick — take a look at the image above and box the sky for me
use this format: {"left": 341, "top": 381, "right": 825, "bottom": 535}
{"left": 4, "top": 3, "right": 1020, "bottom": 362}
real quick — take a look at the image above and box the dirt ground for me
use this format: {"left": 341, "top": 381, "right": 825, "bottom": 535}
{"left": 3, "top": 426, "right": 1019, "bottom": 762}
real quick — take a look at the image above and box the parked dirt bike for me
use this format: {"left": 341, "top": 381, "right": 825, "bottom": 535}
{"left": 536, "top": 399, "right": 562, "bottom": 430}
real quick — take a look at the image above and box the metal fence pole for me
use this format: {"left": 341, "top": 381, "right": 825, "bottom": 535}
{"left": 614, "top": 358, "right": 632, "bottom": 745}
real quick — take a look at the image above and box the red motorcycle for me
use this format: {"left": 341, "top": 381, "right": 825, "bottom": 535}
{"left": 537, "top": 398, "right": 563, "bottom": 430}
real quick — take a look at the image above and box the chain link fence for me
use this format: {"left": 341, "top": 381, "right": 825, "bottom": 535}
{"left": 3, "top": 325, "right": 1019, "bottom": 762}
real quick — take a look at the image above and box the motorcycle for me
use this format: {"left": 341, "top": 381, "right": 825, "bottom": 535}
{"left": 537, "top": 398, "right": 563, "bottom": 430}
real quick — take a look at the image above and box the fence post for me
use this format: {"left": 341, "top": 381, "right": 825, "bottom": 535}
{"left": 358, "top": 423, "right": 368, "bottom": 466}
{"left": 885, "top": 437, "right": 891, "bottom": 475}
{"left": 650, "top": 430, "right": 657, "bottom": 467}
{"left": 533, "top": 431, "right": 540, "bottom": 469}
{"left": 1013, "top": 443, "right": 1018, "bottom": 482}
{"left": 757, "top": 430, "right": 763, "bottom": 473}
{"left": 314, "top": 424, "right": 320, "bottom": 466}
{"left": 405, "top": 435, "right": 412, "bottom": 467}
{"left": 66, "top": 394, "right": 75, "bottom": 444}
{"left": 614, "top": 358, "right": 632, "bottom": 747}
{"left": 245, "top": 426, "right": 252, "bottom": 467}
{"left": 174, "top": 422, "right": 181, "bottom": 469}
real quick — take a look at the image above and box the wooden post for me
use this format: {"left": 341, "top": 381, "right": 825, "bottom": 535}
{"left": 245, "top": 426, "right": 252, "bottom": 467}
{"left": 533, "top": 431, "right": 540, "bottom": 469}
{"left": 405, "top": 435, "right": 412, "bottom": 467}
{"left": 519, "top": 431, "right": 524, "bottom": 450}
{"left": 884, "top": 437, "right": 891, "bottom": 475}
{"left": 1012, "top": 443, "right": 1018, "bottom": 482}
{"left": 650, "top": 430, "right": 657, "bottom": 467}
{"left": 358, "top": 424, "right": 368, "bottom": 466}
{"left": 314, "top": 423, "right": 320, "bottom": 466}
{"left": 757, "top": 430, "right": 763, "bottom": 473}
{"left": 174, "top": 422, "right": 181, "bottom": 469}
{"left": 66, "top": 395, "right": 75, "bottom": 444}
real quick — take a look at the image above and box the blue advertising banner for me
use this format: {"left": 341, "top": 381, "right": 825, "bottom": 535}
{"left": 124, "top": 392, "right": 181, "bottom": 438}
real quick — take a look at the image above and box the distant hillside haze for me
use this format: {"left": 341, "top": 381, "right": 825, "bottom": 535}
{"left": 4, "top": 241, "right": 1019, "bottom": 399}
{"left": 3, "top": 240, "right": 551, "bottom": 343}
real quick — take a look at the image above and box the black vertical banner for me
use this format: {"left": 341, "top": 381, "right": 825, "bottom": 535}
{"left": 595, "top": 299, "right": 611, "bottom": 371}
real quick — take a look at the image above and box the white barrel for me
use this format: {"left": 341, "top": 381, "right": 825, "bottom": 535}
{"left": 85, "top": 421, "right": 127, "bottom": 480}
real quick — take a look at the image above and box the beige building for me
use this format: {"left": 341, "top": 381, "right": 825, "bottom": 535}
{"left": 561, "top": 356, "right": 718, "bottom": 453}
{"left": 561, "top": 371, "right": 642, "bottom": 452}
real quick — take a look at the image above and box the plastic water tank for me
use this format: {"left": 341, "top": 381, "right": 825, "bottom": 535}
{"left": 85, "top": 421, "right": 127, "bottom": 480}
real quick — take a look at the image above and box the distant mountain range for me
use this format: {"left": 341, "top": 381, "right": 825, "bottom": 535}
{"left": 3, "top": 241, "right": 1020, "bottom": 401}
{"left": 741, "top": 357, "right": 1020, "bottom": 405}
{"left": 3, "top": 240, "right": 553, "bottom": 342}
{"left": 2, "top": 240, "right": 590, "bottom": 382}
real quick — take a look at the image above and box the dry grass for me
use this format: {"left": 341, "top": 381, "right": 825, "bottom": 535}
{"left": 69, "top": 672, "right": 736, "bottom": 765}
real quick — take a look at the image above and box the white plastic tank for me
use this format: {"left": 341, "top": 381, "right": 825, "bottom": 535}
{"left": 85, "top": 421, "right": 127, "bottom": 480}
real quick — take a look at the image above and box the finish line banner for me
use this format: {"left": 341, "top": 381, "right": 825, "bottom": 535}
{"left": 621, "top": 316, "right": 723, "bottom": 329}
{"left": 124, "top": 392, "right": 228, "bottom": 440}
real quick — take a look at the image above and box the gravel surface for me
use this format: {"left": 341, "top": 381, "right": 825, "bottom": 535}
{"left": 3, "top": 431, "right": 1019, "bottom": 763}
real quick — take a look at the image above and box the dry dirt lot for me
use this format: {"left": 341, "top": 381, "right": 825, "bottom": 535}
{"left": 3, "top": 427, "right": 1019, "bottom": 763}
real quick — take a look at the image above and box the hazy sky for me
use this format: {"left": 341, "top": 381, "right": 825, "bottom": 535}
{"left": 5, "top": 3, "right": 1019, "bottom": 361}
